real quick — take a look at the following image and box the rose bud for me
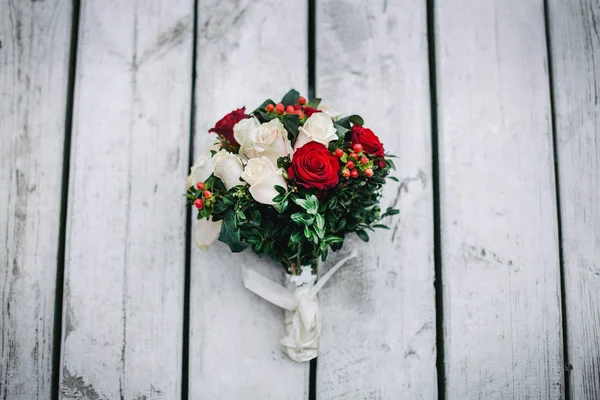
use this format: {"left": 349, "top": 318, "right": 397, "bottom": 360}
{"left": 298, "top": 96, "right": 307, "bottom": 105}
{"left": 286, "top": 105, "right": 295, "bottom": 114}
{"left": 335, "top": 148, "right": 344, "bottom": 158}
{"left": 365, "top": 168, "right": 374, "bottom": 177}
{"left": 346, "top": 161, "right": 355, "bottom": 169}
{"left": 353, "top": 143, "right": 363, "bottom": 153}
{"left": 275, "top": 103, "right": 285, "bottom": 114}
{"left": 360, "top": 156, "right": 369, "bottom": 164}
{"left": 350, "top": 169, "right": 359, "bottom": 178}
{"left": 342, "top": 168, "right": 351, "bottom": 178}
{"left": 196, "top": 182, "right": 205, "bottom": 190}
{"left": 265, "top": 104, "right": 275, "bottom": 112}
{"left": 194, "top": 199, "right": 204, "bottom": 209}
{"left": 203, "top": 190, "right": 213, "bottom": 199}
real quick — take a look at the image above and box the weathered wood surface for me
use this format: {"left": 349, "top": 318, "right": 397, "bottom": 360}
{"left": 435, "top": 1, "right": 564, "bottom": 398}
{"left": 0, "top": 1, "right": 72, "bottom": 398}
{"left": 59, "top": 0, "right": 194, "bottom": 398}
{"left": 188, "top": 1, "right": 309, "bottom": 398}
{"left": 548, "top": 1, "right": 600, "bottom": 398}
{"left": 316, "top": 0, "right": 438, "bottom": 398}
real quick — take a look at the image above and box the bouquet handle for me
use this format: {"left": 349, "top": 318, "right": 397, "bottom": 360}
{"left": 241, "top": 251, "right": 358, "bottom": 362}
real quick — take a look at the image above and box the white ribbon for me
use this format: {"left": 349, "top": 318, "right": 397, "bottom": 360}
{"left": 241, "top": 251, "right": 358, "bottom": 362}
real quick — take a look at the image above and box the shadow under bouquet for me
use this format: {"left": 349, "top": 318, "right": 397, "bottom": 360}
{"left": 185, "top": 89, "right": 398, "bottom": 362}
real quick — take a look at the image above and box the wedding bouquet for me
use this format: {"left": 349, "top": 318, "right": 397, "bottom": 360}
{"left": 186, "top": 90, "right": 398, "bottom": 361}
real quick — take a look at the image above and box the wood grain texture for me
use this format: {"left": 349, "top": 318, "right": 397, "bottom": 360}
{"left": 59, "top": 0, "right": 193, "bottom": 398}
{"left": 188, "top": 0, "right": 309, "bottom": 398}
{"left": 0, "top": 1, "right": 72, "bottom": 398}
{"left": 435, "top": 1, "right": 564, "bottom": 398}
{"left": 547, "top": 1, "right": 600, "bottom": 398}
{"left": 316, "top": 0, "right": 437, "bottom": 398}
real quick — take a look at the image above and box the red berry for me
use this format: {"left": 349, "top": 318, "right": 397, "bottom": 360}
{"left": 265, "top": 104, "right": 275, "bottom": 112}
{"left": 342, "top": 168, "right": 351, "bottom": 178}
{"left": 349, "top": 152, "right": 358, "bottom": 160}
{"left": 379, "top": 160, "right": 386, "bottom": 168}
{"left": 360, "top": 156, "right": 369, "bottom": 165}
{"left": 294, "top": 110, "right": 305, "bottom": 119}
{"left": 346, "top": 161, "right": 355, "bottom": 169}
{"left": 353, "top": 143, "right": 363, "bottom": 153}
{"left": 196, "top": 182, "right": 205, "bottom": 191}
{"left": 335, "top": 148, "right": 344, "bottom": 158}
{"left": 350, "top": 169, "right": 359, "bottom": 178}
{"left": 194, "top": 199, "right": 204, "bottom": 209}
{"left": 365, "top": 168, "right": 374, "bottom": 177}
{"left": 286, "top": 105, "right": 295, "bottom": 114}
{"left": 298, "top": 96, "right": 307, "bottom": 105}
{"left": 203, "top": 190, "right": 213, "bottom": 199}
{"left": 275, "top": 103, "right": 285, "bottom": 114}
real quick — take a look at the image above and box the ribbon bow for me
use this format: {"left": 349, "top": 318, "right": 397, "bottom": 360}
{"left": 241, "top": 251, "right": 358, "bottom": 362}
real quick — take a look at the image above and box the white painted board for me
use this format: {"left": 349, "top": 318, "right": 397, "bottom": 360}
{"left": 548, "top": 1, "right": 600, "bottom": 398}
{"left": 59, "top": 1, "right": 194, "bottom": 398}
{"left": 316, "top": 0, "right": 438, "bottom": 398}
{"left": 435, "top": 1, "right": 564, "bottom": 398}
{"left": 0, "top": 1, "right": 72, "bottom": 399}
{"left": 188, "top": 0, "right": 309, "bottom": 398}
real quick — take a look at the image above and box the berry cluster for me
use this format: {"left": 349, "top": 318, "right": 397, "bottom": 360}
{"left": 193, "top": 181, "right": 213, "bottom": 210}
{"left": 334, "top": 143, "right": 376, "bottom": 179}
{"left": 265, "top": 96, "right": 309, "bottom": 120}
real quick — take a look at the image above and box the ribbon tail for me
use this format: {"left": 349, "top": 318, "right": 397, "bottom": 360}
{"left": 242, "top": 265, "right": 298, "bottom": 310}
{"left": 311, "top": 250, "right": 358, "bottom": 295}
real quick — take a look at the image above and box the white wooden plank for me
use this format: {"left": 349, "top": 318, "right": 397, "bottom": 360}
{"left": 435, "top": 1, "right": 564, "bottom": 398}
{"left": 547, "top": 1, "right": 600, "bottom": 398}
{"left": 0, "top": 1, "right": 72, "bottom": 398}
{"left": 59, "top": 1, "right": 193, "bottom": 398}
{"left": 188, "top": 0, "right": 309, "bottom": 398}
{"left": 315, "top": 0, "right": 437, "bottom": 398}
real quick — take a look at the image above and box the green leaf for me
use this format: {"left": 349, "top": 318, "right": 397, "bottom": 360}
{"left": 281, "top": 89, "right": 300, "bottom": 106}
{"left": 373, "top": 224, "right": 390, "bottom": 230}
{"left": 254, "top": 109, "right": 275, "bottom": 123}
{"left": 218, "top": 211, "right": 248, "bottom": 253}
{"left": 387, "top": 176, "right": 399, "bottom": 182}
{"left": 306, "top": 98, "right": 321, "bottom": 108}
{"left": 324, "top": 236, "right": 344, "bottom": 244}
{"left": 250, "top": 210, "right": 261, "bottom": 226}
{"left": 334, "top": 123, "right": 349, "bottom": 139}
{"left": 294, "top": 195, "right": 319, "bottom": 215}
{"left": 291, "top": 212, "right": 314, "bottom": 226}
{"left": 290, "top": 230, "right": 304, "bottom": 243}
{"left": 222, "top": 196, "right": 235, "bottom": 206}
{"left": 274, "top": 185, "right": 287, "bottom": 195}
{"left": 348, "top": 115, "right": 364, "bottom": 126}
{"left": 314, "top": 213, "right": 325, "bottom": 239}
{"left": 356, "top": 229, "right": 369, "bottom": 242}
{"left": 236, "top": 209, "right": 246, "bottom": 220}
{"left": 282, "top": 114, "right": 301, "bottom": 143}
{"left": 336, "top": 116, "right": 352, "bottom": 129}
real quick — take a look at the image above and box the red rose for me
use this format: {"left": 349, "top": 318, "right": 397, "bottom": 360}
{"left": 303, "top": 107, "right": 322, "bottom": 118}
{"left": 350, "top": 125, "right": 385, "bottom": 157}
{"left": 209, "top": 107, "right": 247, "bottom": 146}
{"left": 288, "top": 142, "right": 340, "bottom": 190}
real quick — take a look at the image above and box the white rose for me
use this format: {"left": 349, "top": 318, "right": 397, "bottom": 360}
{"left": 212, "top": 149, "right": 245, "bottom": 189}
{"left": 241, "top": 156, "right": 287, "bottom": 205}
{"left": 294, "top": 112, "right": 338, "bottom": 150}
{"left": 185, "top": 153, "right": 213, "bottom": 190}
{"left": 233, "top": 117, "right": 260, "bottom": 147}
{"left": 239, "top": 118, "right": 293, "bottom": 166}
{"left": 194, "top": 217, "right": 222, "bottom": 251}
{"left": 318, "top": 103, "right": 341, "bottom": 121}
